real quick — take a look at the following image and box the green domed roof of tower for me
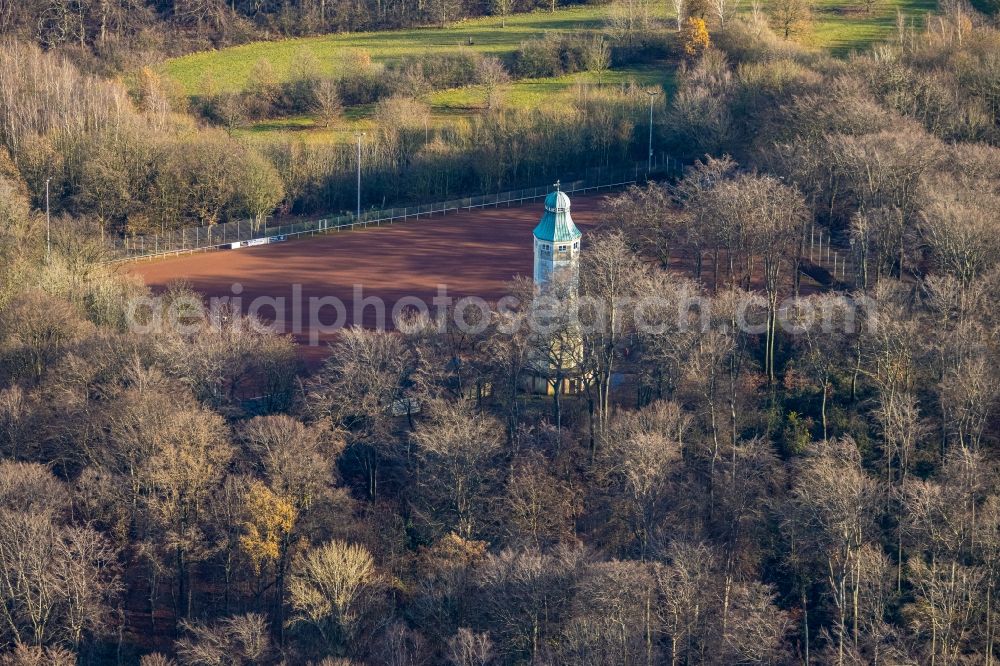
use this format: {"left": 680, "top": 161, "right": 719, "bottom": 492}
{"left": 533, "top": 187, "right": 581, "bottom": 243}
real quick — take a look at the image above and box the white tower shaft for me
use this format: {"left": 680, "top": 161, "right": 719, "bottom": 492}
{"left": 532, "top": 184, "right": 582, "bottom": 293}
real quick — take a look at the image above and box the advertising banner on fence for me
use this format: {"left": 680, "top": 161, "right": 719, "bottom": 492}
{"left": 230, "top": 235, "right": 287, "bottom": 250}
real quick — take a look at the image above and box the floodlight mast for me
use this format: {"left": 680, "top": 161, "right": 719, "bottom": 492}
{"left": 646, "top": 89, "right": 659, "bottom": 173}
{"left": 355, "top": 132, "right": 366, "bottom": 219}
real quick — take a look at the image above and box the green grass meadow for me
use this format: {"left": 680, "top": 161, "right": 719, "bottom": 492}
{"left": 164, "top": 0, "right": 937, "bottom": 96}
{"left": 164, "top": 6, "right": 609, "bottom": 97}
{"left": 164, "top": 0, "right": 936, "bottom": 146}
{"left": 804, "top": 0, "right": 936, "bottom": 54}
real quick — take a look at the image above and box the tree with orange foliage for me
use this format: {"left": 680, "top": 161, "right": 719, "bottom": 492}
{"left": 239, "top": 480, "right": 297, "bottom": 576}
{"left": 682, "top": 17, "right": 711, "bottom": 57}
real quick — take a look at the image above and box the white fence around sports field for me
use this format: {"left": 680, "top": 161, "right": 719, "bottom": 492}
{"left": 111, "top": 158, "right": 679, "bottom": 262}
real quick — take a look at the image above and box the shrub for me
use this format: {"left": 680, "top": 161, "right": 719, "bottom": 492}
{"left": 337, "top": 72, "right": 398, "bottom": 106}
{"left": 610, "top": 30, "right": 674, "bottom": 65}
{"left": 514, "top": 33, "right": 589, "bottom": 78}
{"left": 515, "top": 35, "right": 563, "bottom": 77}
{"left": 388, "top": 50, "right": 482, "bottom": 90}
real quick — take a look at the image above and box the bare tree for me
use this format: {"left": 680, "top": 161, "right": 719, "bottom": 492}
{"left": 527, "top": 274, "right": 583, "bottom": 431}
{"left": 244, "top": 58, "right": 279, "bottom": 118}
{"left": 175, "top": 613, "right": 271, "bottom": 666}
{"left": 313, "top": 78, "right": 343, "bottom": 129}
{"left": 874, "top": 391, "right": 923, "bottom": 490}
{"left": 373, "top": 96, "right": 432, "bottom": 167}
{"left": 671, "top": 155, "right": 739, "bottom": 284}
{"left": 670, "top": 0, "right": 685, "bottom": 30}
{"left": 214, "top": 91, "right": 246, "bottom": 136}
{"left": 476, "top": 57, "right": 510, "bottom": 111}
{"left": 821, "top": 128, "right": 943, "bottom": 229}
{"left": 785, "top": 438, "right": 881, "bottom": 665}
{"left": 447, "top": 628, "right": 494, "bottom": 666}
{"left": 710, "top": 0, "right": 740, "bottom": 28}
{"left": 786, "top": 294, "right": 856, "bottom": 440}
{"left": 0, "top": 290, "right": 92, "bottom": 383}
{"left": 474, "top": 547, "right": 582, "bottom": 662}
{"left": 374, "top": 620, "right": 431, "bottom": 666}
{"left": 603, "top": 182, "right": 678, "bottom": 269}
{"left": 502, "top": 454, "right": 577, "bottom": 549}
{"left": 584, "top": 36, "right": 611, "bottom": 86}
{"left": 850, "top": 206, "right": 909, "bottom": 288}
{"left": 0, "top": 461, "right": 68, "bottom": 514}
{"left": 918, "top": 175, "right": 1000, "bottom": 288}
{"left": 0, "top": 644, "right": 77, "bottom": 666}
{"left": 557, "top": 560, "right": 660, "bottom": 664}
{"left": 288, "top": 540, "right": 382, "bottom": 652}
{"left": 906, "top": 556, "right": 984, "bottom": 665}
{"left": 651, "top": 541, "right": 720, "bottom": 665}
{"left": 901, "top": 448, "right": 998, "bottom": 664}
{"left": 142, "top": 404, "right": 233, "bottom": 620}
{"left": 631, "top": 274, "right": 705, "bottom": 404}
{"left": 769, "top": 0, "right": 811, "bottom": 39}
{"left": 606, "top": 0, "right": 653, "bottom": 44}
{"left": 0, "top": 509, "right": 120, "bottom": 649}
{"left": 480, "top": 278, "right": 534, "bottom": 443}
{"left": 601, "top": 402, "right": 690, "bottom": 557}
{"left": 410, "top": 399, "right": 503, "bottom": 539}
{"left": 579, "top": 231, "right": 648, "bottom": 437}
{"left": 307, "top": 327, "right": 413, "bottom": 499}
{"left": 937, "top": 355, "right": 997, "bottom": 453}
{"left": 234, "top": 149, "right": 284, "bottom": 234}
{"left": 706, "top": 173, "right": 807, "bottom": 381}
{"left": 0, "top": 174, "right": 29, "bottom": 234}
{"left": 238, "top": 415, "right": 342, "bottom": 511}
{"left": 431, "top": 0, "right": 461, "bottom": 27}
{"left": 491, "top": 0, "right": 513, "bottom": 27}
{"left": 720, "top": 581, "right": 792, "bottom": 664}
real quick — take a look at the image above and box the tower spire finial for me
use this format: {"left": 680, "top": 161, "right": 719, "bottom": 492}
{"left": 554, "top": 179, "right": 560, "bottom": 192}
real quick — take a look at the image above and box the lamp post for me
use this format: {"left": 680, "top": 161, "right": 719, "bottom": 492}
{"left": 355, "top": 132, "right": 366, "bottom": 219}
{"left": 45, "top": 178, "right": 51, "bottom": 264}
{"left": 646, "top": 89, "right": 659, "bottom": 173}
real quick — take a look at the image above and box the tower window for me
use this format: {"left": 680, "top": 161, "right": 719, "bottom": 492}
{"left": 558, "top": 245, "right": 567, "bottom": 252}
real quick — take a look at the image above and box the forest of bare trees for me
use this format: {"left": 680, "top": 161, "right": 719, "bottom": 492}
{"left": 0, "top": 0, "right": 999, "bottom": 664}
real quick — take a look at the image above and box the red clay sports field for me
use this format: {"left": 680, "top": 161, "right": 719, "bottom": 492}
{"left": 129, "top": 194, "right": 606, "bottom": 348}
